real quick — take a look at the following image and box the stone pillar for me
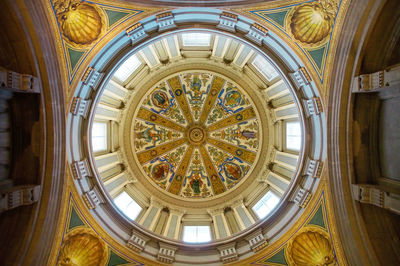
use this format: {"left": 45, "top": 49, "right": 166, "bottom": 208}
{"left": 163, "top": 208, "right": 185, "bottom": 239}
{"left": 271, "top": 102, "right": 299, "bottom": 122}
{"left": 139, "top": 197, "right": 163, "bottom": 231}
{"left": 208, "top": 208, "right": 231, "bottom": 239}
{"left": 103, "top": 171, "right": 130, "bottom": 197}
{"left": 231, "top": 198, "right": 255, "bottom": 230}
{"left": 94, "top": 152, "right": 121, "bottom": 172}
{"left": 263, "top": 169, "right": 290, "bottom": 195}
{"left": 271, "top": 148, "right": 299, "bottom": 171}
{"left": 94, "top": 103, "right": 121, "bottom": 121}
{"left": 264, "top": 79, "right": 290, "bottom": 101}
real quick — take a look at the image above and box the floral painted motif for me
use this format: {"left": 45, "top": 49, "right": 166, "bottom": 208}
{"left": 210, "top": 119, "right": 259, "bottom": 150}
{"left": 141, "top": 82, "right": 187, "bottom": 126}
{"left": 134, "top": 120, "right": 183, "bottom": 152}
{"left": 206, "top": 83, "right": 251, "bottom": 126}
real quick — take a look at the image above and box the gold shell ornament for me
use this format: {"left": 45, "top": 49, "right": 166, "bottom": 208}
{"left": 58, "top": 228, "right": 108, "bottom": 266}
{"left": 54, "top": 0, "right": 105, "bottom": 48}
{"left": 288, "top": 0, "right": 338, "bottom": 47}
{"left": 286, "top": 227, "right": 336, "bottom": 266}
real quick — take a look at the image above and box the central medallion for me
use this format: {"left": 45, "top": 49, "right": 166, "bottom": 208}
{"left": 188, "top": 126, "right": 206, "bottom": 145}
{"left": 132, "top": 71, "right": 261, "bottom": 199}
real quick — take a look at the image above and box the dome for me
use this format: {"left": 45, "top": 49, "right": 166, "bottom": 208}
{"left": 67, "top": 9, "right": 324, "bottom": 264}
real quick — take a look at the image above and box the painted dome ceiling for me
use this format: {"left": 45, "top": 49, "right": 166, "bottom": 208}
{"left": 133, "top": 71, "right": 261, "bottom": 198}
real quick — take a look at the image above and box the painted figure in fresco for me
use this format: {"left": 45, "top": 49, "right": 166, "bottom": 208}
{"left": 151, "top": 90, "right": 170, "bottom": 109}
{"left": 136, "top": 125, "right": 161, "bottom": 144}
{"left": 185, "top": 76, "right": 204, "bottom": 104}
{"left": 223, "top": 162, "right": 242, "bottom": 180}
{"left": 152, "top": 163, "right": 170, "bottom": 181}
{"left": 241, "top": 130, "right": 256, "bottom": 139}
{"left": 189, "top": 174, "right": 203, "bottom": 194}
{"left": 186, "top": 76, "right": 208, "bottom": 109}
{"left": 223, "top": 90, "right": 242, "bottom": 108}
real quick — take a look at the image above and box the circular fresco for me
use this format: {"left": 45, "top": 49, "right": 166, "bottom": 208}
{"left": 133, "top": 71, "right": 261, "bottom": 198}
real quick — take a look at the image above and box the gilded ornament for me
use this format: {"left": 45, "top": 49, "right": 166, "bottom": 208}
{"left": 286, "top": 227, "right": 336, "bottom": 266}
{"left": 54, "top": 0, "right": 105, "bottom": 47}
{"left": 58, "top": 228, "right": 108, "bottom": 266}
{"left": 288, "top": 0, "right": 338, "bottom": 47}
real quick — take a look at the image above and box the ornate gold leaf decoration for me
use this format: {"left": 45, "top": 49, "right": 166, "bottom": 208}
{"left": 287, "top": 0, "right": 338, "bottom": 47}
{"left": 286, "top": 227, "right": 336, "bottom": 266}
{"left": 58, "top": 228, "right": 108, "bottom": 266}
{"left": 54, "top": 0, "right": 106, "bottom": 48}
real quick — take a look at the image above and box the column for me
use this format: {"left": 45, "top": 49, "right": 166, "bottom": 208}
{"left": 139, "top": 197, "right": 163, "bottom": 231}
{"left": 208, "top": 208, "right": 231, "bottom": 239}
{"left": 103, "top": 170, "right": 130, "bottom": 197}
{"left": 265, "top": 170, "right": 290, "bottom": 196}
{"left": 94, "top": 151, "right": 121, "bottom": 172}
{"left": 271, "top": 102, "right": 299, "bottom": 122}
{"left": 94, "top": 103, "right": 121, "bottom": 121}
{"left": 163, "top": 208, "right": 185, "bottom": 240}
{"left": 231, "top": 198, "right": 255, "bottom": 230}
{"left": 271, "top": 148, "right": 299, "bottom": 171}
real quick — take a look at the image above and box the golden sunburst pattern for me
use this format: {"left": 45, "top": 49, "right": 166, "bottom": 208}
{"left": 286, "top": 227, "right": 336, "bottom": 266}
{"left": 58, "top": 228, "right": 108, "bottom": 266}
{"left": 54, "top": 0, "right": 106, "bottom": 48}
{"left": 133, "top": 72, "right": 261, "bottom": 198}
{"left": 287, "top": 0, "right": 338, "bottom": 47}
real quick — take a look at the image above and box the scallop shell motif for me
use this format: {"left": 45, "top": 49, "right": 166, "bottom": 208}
{"left": 57, "top": 2, "right": 104, "bottom": 47}
{"left": 286, "top": 227, "right": 335, "bottom": 266}
{"left": 58, "top": 228, "right": 108, "bottom": 266}
{"left": 289, "top": 2, "right": 335, "bottom": 47}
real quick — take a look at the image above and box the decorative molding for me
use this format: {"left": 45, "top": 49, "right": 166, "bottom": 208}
{"left": 81, "top": 67, "right": 103, "bottom": 90}
{"left": 149, "top": 196, "right": 164, "bottom": 209}
{"left": 245, "top": 228, "right": 267, "bottom": 252}
{"left": 352, "top": 64, "right": 400, "bottom": 92}
{"left": 0, "top": 68, "right": 40, "bottom": 93}
{"left": 126, "top": 23, "right": 148, "bottom": 44}
{"left": 217, "top": 243, "right": 238, "bottom": 263}
{"left": 231, "top": 197, "right": 245, "bottom": 208}
{"left": 156, "top": 12, "right": 176, "bottom": 32}
{"left": 303, "top": 158, "right": 323, "bottom": 178}
{"left": 217, "top": 12, "right": 238, "bottom": 32}
{"left": 127, "top": 229, "right": 150, "bottom": 253}
{"left": 304, "top": 97, "right": 322, "bottom": 116}
{"left": 352, "top": 184, "right": 400, "bottom": 215}
{"left": 290, "top": 186, "right": 311, "bottom": 208}
{"left": 290, "top": 67, "right": 312, "bottom": 90}
{"left": 257, "top": 169, "right": 269, "bottom": 184}
{"left": 70, "top": 97, "right": 91, "bottom": 118}
{"left": 0, "top": 185, "right": 41, "bottom": 213}
{"left": 157, "top": 243, "right": 177, "bottom": 264}
{"left": 82, "top": 187, "right": 104, "bottom": 210}
{"left": 245, "top": 23, "right": 268, "bottom": 45}
{"left": 71, "top": 159, "right": 91, "bottom": 180}
{"left": 207, "top": 207, "right": 225, "bottom": 216}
